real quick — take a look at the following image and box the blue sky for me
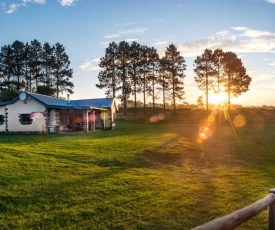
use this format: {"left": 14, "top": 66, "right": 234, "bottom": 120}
{"left": 1, "top": 0, "right": 275, "bottom": 106}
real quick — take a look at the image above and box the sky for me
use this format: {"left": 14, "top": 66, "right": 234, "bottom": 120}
{"left": 1, "top": 0, "right": 275, "bottom": 106}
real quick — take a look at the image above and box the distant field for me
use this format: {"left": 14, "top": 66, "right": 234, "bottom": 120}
{"left": 1, "top": 108, "right": 275, "bottom": 229}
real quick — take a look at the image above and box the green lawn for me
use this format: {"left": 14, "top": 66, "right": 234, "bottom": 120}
{"left": 1, "top": 108, "right": 275, "bottom": 229}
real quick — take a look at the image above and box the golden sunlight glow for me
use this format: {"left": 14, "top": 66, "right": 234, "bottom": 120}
{"left": 209, "top": 92, "right": 228, "bottom": 105}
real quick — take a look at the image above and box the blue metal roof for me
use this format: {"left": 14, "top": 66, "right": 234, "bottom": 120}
{"left": 70, "top": 98, "right": 115, "bottom": 109}
{"left": 0, "top": 92, "right": 116, "bottom": 110}
{"left": 26, "top": 92, "right": 74, "bottom": 109}
{"left": 0, "top": 97, "right": 19, "bottom": 106}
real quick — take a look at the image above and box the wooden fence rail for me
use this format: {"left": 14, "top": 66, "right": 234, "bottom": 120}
{"left": 192, "top": 189, "right": 275, "bottom": 230}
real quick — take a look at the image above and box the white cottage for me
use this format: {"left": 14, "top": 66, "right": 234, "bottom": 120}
{"left": 0, "top": 92, "right": 118, "bottom": 134}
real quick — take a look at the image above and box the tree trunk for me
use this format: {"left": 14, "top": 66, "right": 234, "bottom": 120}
{"left": 143, "top": 75, "right": 146, "bottom": 115}
{"left": 152, "top": 66, "right": 155, "bottom": 114}
{"left": 227, "top": 73, "right": 231, "bottom": 111}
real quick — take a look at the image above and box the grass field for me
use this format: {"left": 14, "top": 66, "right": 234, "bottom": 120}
{"left": 1, "top": 108, "right": 275, "bottom": 229}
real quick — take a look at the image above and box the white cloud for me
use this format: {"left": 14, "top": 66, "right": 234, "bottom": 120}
{"left": 22, "top": 0, "right": 46, "bottom": 4}
{"left": 269, "top": 61, "right": 275, "bottom": 66}
{"left": 103, "top": 34, "right": 121, "bottom": 39}
{"left": 101, "top": 41, "right": 112, "bottom": 48}
{"left": 102, "top": 28, "right": 149, "bottom": 46}
{"left": 153, "top": 41, "right": 169, "bottom": 47}
{"left": 79, "top": 58, "right": 101, "bottom": 71}
{"left": 231, "top": 27, "right": 248, "bottom": 31}
{"left": 3, "top": 0, "right": 45, "bottom": 13}
{"left": 6, "top": 4, "right": 20, "bottom": 14}
{"left": 266, "top": 0, "right": 275, "bottom": 3}
{"left": 176, "top": 27, "right": 275, "bottom": 57}
{"left": 114, "top": 22, "right": 136, "bottom": 27}
{"left": 59, "top": 0, "right": 75, "bottom": 6}
{"left": 125, "top": 38, "right": 138, "bottom": 42}
{"left": 119, "top": 28, "right": 149, "bottom": 35}
{"left": 232, "top": 27, "right": 275, "bottom": 38}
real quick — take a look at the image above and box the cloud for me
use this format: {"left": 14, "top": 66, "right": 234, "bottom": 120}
{"left": 103, "top": 28, "right": 149, "bottom": 39}
{"left": 6, "top": 4, "right": 20, "bottom": 14}
{"left": 79, "top": 58, "right": 101, "bottom": 71}
{"left": 100, "top": 41, "right": 112, "bottom": 48}
{"left": 22, "top": 0, "right": 46, "bottom": 4}
{"left": 125, "top": 38, "right": 138, "bottom": 42}
{"left": 269, "top": 61, "right": 275, "bottom": 66}
{"left": 114, "top": 22, "right": 136, "bottom": 27}
{"left": 103, "top": 34, "right": 121, "bottom": 39}
{"left": 173, "top": 27, "right": 275, "bottom": 57}
{"left": 232, "top": 27, "right": 275, "bottom": 38}
{"left": 231, "top": 26, "right": 247, "bottom": 31}
{"left": 153, "top": 41, "right": 169, "bottom": 46}
{"left": 2, "top": 0, "right": 45, "bottom": 13}
{"left": 119, "top": 28, "right": 149, "bottom": 35}
{"left": 59, "top": 0, "right": 75, "bottom": 6}
{"left": 266, "top": 0, "right": 275, "bottom": 3}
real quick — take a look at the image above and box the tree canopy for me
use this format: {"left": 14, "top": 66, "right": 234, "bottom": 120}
{"left": 194, "top": 48, "right": 251, "bottom": 110}
{"left": 0, "top": 39, "right": 74, "bottom": 101}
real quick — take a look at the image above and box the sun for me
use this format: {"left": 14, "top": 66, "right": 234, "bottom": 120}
{"left": 209, "top": 92, "right": 227, "bottom": 105}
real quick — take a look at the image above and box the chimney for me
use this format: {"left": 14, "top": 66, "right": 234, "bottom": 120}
{"left": 67, "top": 94, "right": 70, "bottom": 104}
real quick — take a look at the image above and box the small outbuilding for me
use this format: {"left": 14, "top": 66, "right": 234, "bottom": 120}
{"left": 0, "top": 92, "right": 118, "bottom": 134}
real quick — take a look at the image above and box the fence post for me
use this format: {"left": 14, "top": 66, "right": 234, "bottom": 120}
{"left": 269, "top": 188, "right": 275, "bottom": 230}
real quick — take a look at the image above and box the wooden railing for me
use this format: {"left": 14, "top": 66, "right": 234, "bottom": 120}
{"left": 192, "top": 189, "right": 275, "bottom": 230}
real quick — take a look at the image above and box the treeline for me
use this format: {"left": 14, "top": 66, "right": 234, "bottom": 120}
{"left": 97, "top": 41, "right": 185, "bottom": 114}
{"left": 97, "top": 41, "right": 252, "bottom": 113}
{"left": 0, "top": 39, "right": 74, "bottom": 101}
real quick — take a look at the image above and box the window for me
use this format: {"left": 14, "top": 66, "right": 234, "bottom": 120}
{"left": 19, "top": 114, "right": 33, "bottom": 125}
{"left": 0, "top": 115, "right": 4, "bottom": 125}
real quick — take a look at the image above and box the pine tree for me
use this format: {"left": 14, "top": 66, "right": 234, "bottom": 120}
{"left": 162, "top": 44, "right": 186, "bottom": 113}
{"left": 128, "top": 41, "right": 142, "bottom": 114}
{"left": 222, "top": 51, "right": 251, "bottom": 110}
{"left": 116, "top": 41, "right": 131, "bottom": 115}
{"left": 194, "top": 49, "right": 216, "bottom": 111}
{"left": 51, "top": 43, "right": 74, "bottom": 97}
{"left": 96, "top": 42, "right": 119, "bottom": 98}
{"left": 11, "top": 40, "right": 26, "bottom": 91}
{"left": 147, "top": 47, "right": 159, "bottom": 114}
{"left": 158, "top": 57, "right": 170, "bottom": 111}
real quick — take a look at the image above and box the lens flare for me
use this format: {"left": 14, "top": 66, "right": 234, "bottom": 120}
{"left": 197, "top": 109, "right": 247, "bottom": 144}
{"left": 149, "top": 113, "right": 166, "bottom": 123}
{"left": 233, "top": 115, "right": 246, "bottom": 127}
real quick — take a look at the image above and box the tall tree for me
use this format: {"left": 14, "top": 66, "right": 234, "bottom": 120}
{"left": 42, "top": 42, "right": 54, "bottom": 87}
{"left": 116, "top": 41, "right": 131, "bottom": 115}
{"left": 162, "top": 44, "right": 186, "bottom": 113}
{"left": 51, "top": 43, "right": 74, "bottom": 97}
{"left": 147, "top": 47, "right": 159, "bottom": 114}
{"left": 97, "top": 42, "right": 119, "bottom": 98}
{"left": 128, "top": 41, "right": 142, "bottom": 114}
{"left": 194, "top": 48, "right": 216, "bottom": 111}
{"left": 28, "top": 39, "right": 43, "bottom": 92}
{"left": 11, "top": 40, "right": 25, "bottom": 91}
{"left": 212, "top": 49, "right": 224, "bottom": 95}
{"left": 222, "top": 51, "right": 251, "bottom": 110}
{"left": 0, "top": 45, "right": 13, "bottom": 91}
{"left": 158, "top": 57, "right": 170, "bottom": 111}
{"left": 139, "top": 45, "right": 152, "bottom": 115}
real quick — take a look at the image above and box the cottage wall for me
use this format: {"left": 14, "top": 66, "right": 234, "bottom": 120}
{"left": 110, "top": 102, "right": 117, "bottom": 128}
{"left": 0, "top": 106, "right": 6, "bottom": 132}
{"left": 48, "top": 109, "right": 58, "bottom": 126}
{"left": 5, "top": 98, "right": 46, "bottom": 132}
